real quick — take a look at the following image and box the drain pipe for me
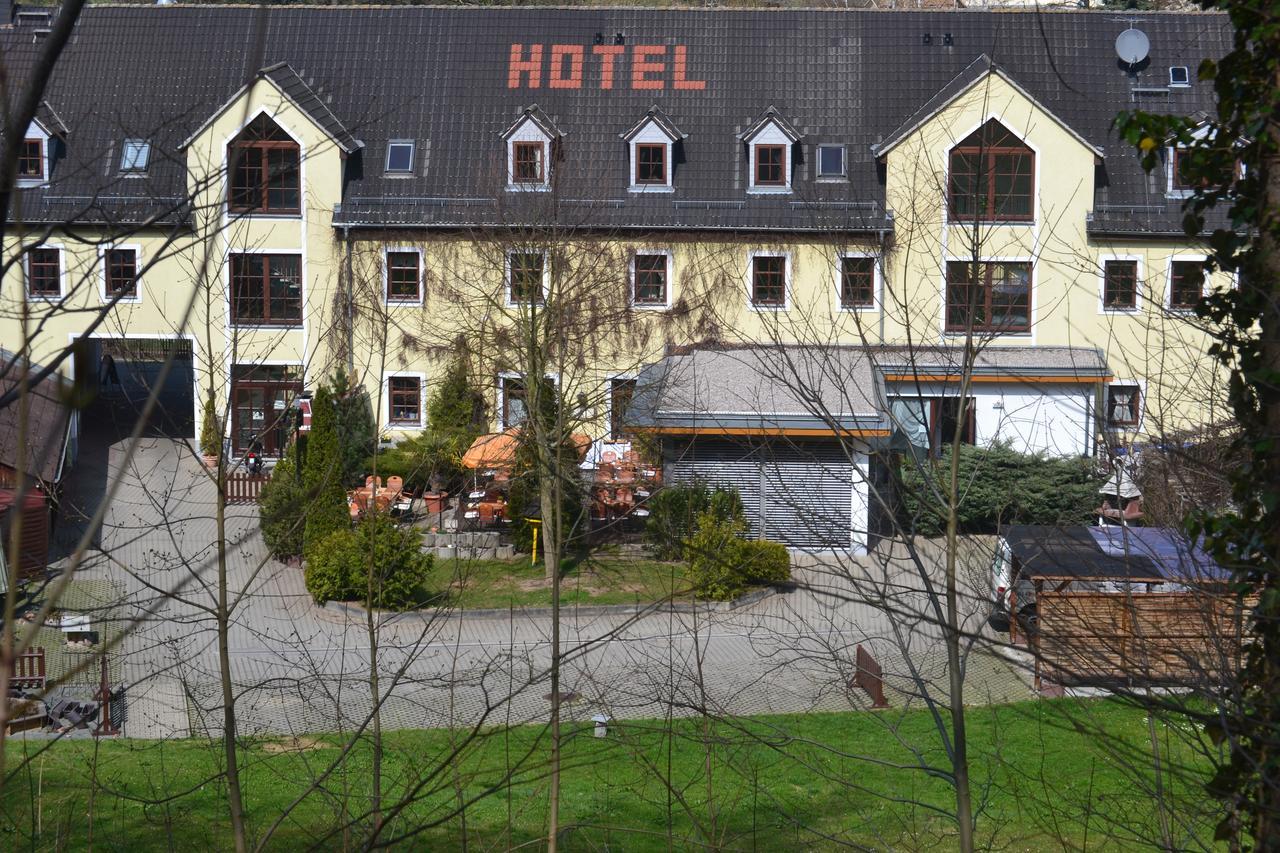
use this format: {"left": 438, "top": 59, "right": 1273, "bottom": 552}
{"left": 342, "top": 225, "right": 354, "bottom": 375}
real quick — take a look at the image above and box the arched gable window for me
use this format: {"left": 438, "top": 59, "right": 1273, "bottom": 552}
{"left": 948, "top": 119, "right": 1034, "bottom": 222}
{"left": 228, "top": 115, "right": 300, "bottom": 214}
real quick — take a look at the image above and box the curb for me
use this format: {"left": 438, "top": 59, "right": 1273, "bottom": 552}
{"left": 320, "top": 584, "right": 783, "bottom": 622}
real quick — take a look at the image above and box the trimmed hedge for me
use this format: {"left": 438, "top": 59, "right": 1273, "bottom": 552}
{"left": 898, "top": 443, "right": 1103, "bottom": 535}
{"left": 304, "top": 514, "right": 433, "bottom": 609}
{"left": 646, "top": 482, "right": 746, "bottom": 560}
{"left": 685, "top": 511, "right": 791, "bottom": 601}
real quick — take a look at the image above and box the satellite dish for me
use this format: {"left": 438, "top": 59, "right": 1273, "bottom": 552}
{"left": 1115, "top": 28, "right": 1150, "bottom": 66}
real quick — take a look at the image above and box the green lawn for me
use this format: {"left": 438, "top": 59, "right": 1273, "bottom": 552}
{"left": 428, "top": 555, "right": 694, "bottom": 610}
{"left": 0, "top": 699, "right": 1220, "bottom": 850}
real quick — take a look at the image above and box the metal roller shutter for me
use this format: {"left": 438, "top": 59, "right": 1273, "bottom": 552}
{"left": 666, "top": 438, "right": 853, "bottom": 549}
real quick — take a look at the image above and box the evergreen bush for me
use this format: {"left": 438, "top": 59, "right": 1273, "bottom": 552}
{"left": 259, "top": 439, "right": 305, "bottom": 560}
{"left": 302, "top": 384, "right": 351, "bottom": 558}
{"left": 331, "top": 368, "right": 376, "bottom": 488}
{"left": 646, "top": 482, "right": 746, "bottom": 560}
{"left": 684, "top": 511, "right": 791, "bottom": 601}
{"left": 898, "top": 443, "right": 1103, "bottom": 535}
{"left": 199, "top": 391, "right": 221, "bottom": 458}
{"left": 303, "top": 514, "right": 434, "bottom": 609}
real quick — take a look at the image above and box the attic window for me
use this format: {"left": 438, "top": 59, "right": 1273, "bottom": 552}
{"left": 18, "top": 139, "right": 43, "bottom": 179}
{"left": 512, "top": 141, "right": 545, "bottom": 184}
{"left": 120, "top": 139, "right": 151, "bottom": 173}
{"left": 817, "top": 144, "right": 845, "bottom": 178}
{"left": 386, "top": 140, "right": 415, "bottom": 174}
{"left": 1169, "top": 66, "right": 1190, "bottom": 87}
{"left": 228, "top": 114, "right": 300, "bottom": 215}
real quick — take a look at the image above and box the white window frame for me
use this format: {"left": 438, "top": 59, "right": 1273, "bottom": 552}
{"left": 385, "top": 371, "right": 426, "bottom": 430}
{"left": 385, "top": 139, "right": 416, "bottom": 175}
{"left": 628, "top": 120, "right": 675, "bottom": 192}
{"left": 607, "top": 374, "right": 638, "bottom": 442}
{"left": 816, "top": 144, "right": 846, "bottom": 180}
{"left": 747, "top": 123, "right": 793, "bottom": 194}
{"left": 1097, "top": 254, "right": 1144, "bottom": 315}
{"left": 1104, "top": 379, "right": 1145, "bottom": 432}
{"left": 383, "top": 246, "right": 424, "bottom": 306}
{"left": 1169, "top": 66, "right": 1191, "bottom": 88}
{"left": 629, "top": 248, "right": 673, "bottom": 310}
{"left": 1166, "top": 254, "right": 1209, "bottom": 312}
{"left": 16, "top": 121, "right": 51, "bottom": 187}
{"left": 834, "top": 251, "right": 880, "bottom": 313}
{"left": 505, "top": 248, "right": 550, "bottom": 307}
{"left": 99, "top": 243, "right": 144, "bottom": 304}
{"left": 24, "top": 243, "right": 64, "bottom": 302}
{"left": 497, "top": 371, "right": 560, "bottom": 430}
{"left": 507, "top": 119, "right": 551, "bottom": 192}
{"left": 746, "top": 249, "right": 791, "bottom": 312}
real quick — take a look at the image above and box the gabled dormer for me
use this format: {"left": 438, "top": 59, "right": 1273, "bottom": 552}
{"left": 741, "top": 107, "right": 801, "bottom": 194}
{"left": 621, "top": 106, "right": 684, "bottom": 192}
{"left": 17, "top": 101, "right": 69, "bottom": 188}
{"left": 501, "top": 105, "right": 562, "bottom": 192}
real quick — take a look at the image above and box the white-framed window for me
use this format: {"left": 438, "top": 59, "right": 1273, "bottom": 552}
{"left": 1169, "top": 66, "right": 1190, "bottom": 87}
{"left": 747, "top": 121, "right": 794, "bottom": 193}
{"left": 17, "top": 121, "right": 52, "bottom": 187}
{"left": 1105, "top": 381, "right": 1144, "bottom": 430}
{"left": 506, "top": 249, "right": 548, "bottom": 305}
{"left": 385, "top": 140, "right": 415, "bottom": 175}
{"left": 99, "top": 244, "right": 143, "bottom": 303}
{"left": 383, "top": 247, "right": 423, "bottom": 305}
{"left": 609, "top": 376, "right": 637, "bottom": 441}
{"left": 498, "top": 372, "right": 559, "bottom": 429}
{"left": 1167, "top": 256, "right": 1208, "bottom": 311}
{"left": 817, "top": 144, "right": 845, "bottom": 179}
{"left": 835, "top": 252, "right": 878, "bottom": 311}
{"left": 385, "top": 372, "right": 426, "bottom": 429}
{"left": 1098, "top": 255, "right": 1143, "bottom": 314}
{"left": 24, "top": 244, "right": 63, "bottom": 300}
{"left": 747, "top": 250, "right": 790, "bottom": 310}
{"left": 627, "top": 119, "right": 676, "bottom": 192}
{"left": 507, "top": 118, "right": 552, "bottom": 191}
{"left": 630, "top": 249, "right": 672, "bottom": 309}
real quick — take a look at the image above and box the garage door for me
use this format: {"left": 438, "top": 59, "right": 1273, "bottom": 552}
{"left": 667, "top": 438, "right": 854, "bottom": 549}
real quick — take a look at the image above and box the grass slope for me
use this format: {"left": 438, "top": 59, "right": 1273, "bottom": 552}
{"left": 0, "top": 699, "right": 1219, "bottom": 850}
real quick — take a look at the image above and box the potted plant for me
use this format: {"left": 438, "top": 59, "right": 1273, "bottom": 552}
{"left": 199, "top": 392, "right": 221, "bottom": 469}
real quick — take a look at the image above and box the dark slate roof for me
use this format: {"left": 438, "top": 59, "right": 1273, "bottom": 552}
{"left": 1003, "top": 524, "right": 1228, "bottom": 583}
{"left": 259, "top": 63, "right": 363, "bottom": 154}
{"left": 0, "top": 6, "right": 1232, "bottom": 233}
{"left": 0, "top": 350, "right": 72, "bottom": 485}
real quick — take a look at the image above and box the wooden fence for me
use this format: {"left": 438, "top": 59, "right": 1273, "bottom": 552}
{"left": 226, "top": 473, "right": 270, "bottom": 505}
{"left": 8, "top": 646, "right": 46, "bottom": 691}
{"left": 1036, "top": 590, "right": 1249, "bottom": 688}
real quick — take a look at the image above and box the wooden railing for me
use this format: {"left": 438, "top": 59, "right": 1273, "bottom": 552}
{"left": 226, "top": 473, "right": 270, "bottom": 504}
{"left": 8, "top": 646, "right": 46, "bottom": 691}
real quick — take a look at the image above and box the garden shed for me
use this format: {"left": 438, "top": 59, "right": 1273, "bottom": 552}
{"left": 997, "top": 525, "right": 1243, "bottom": 689}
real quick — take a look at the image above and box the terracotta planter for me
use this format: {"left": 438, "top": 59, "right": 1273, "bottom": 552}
{"left": 202, "top": 454, "right": 220, "bottom": 470}
{"left": 422, "top": 491, "right": 448, "bottom": 514}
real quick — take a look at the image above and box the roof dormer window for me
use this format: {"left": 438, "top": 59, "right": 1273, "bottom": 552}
{"left": 622, "top": 108, "right": 682, "bottom": 193}
{"left": 742, "top": 109, "right": 800, "bottom": 194}
{"left": 120, "top": 139, "right": 151, "bottom": 173}
{"left": 503, "top": 107, "right": 560, "bottom": 192}
{"left": 385, "top": 140, "right": 415, "bottom": 175}
{"left": 17, "top": 139, "right": 43, "bottom": 180}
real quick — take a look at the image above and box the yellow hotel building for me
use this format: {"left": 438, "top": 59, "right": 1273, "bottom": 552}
{"left": 0, "top": 7, "right": 1234, "bottom": 501}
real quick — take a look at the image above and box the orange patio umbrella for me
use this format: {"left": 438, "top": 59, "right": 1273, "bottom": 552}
{"left": 461, "top": 427, "right": 592, "bottom": 470}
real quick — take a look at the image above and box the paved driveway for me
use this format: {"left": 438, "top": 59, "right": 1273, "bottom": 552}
{"left": 52, "top": 424, "right": 1032, "bottom": 739}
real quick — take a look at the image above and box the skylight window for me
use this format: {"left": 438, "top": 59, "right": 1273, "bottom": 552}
{"left": 386, "top": 140, "right": 415, "bottom": 174}
{"left": 120, "top": 139, "right": 150, "bottom": 173}
{"left": 1169, "top": 66, "right": 1190, "bottom": 87}
{"left": 817, "top": 144, "right": 845, "bottom": 178}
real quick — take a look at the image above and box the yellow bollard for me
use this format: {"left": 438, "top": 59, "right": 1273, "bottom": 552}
{"left": 526, "top": 518, "right": 541, "bottom": 566}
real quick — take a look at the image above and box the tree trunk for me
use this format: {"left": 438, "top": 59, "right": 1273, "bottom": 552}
{"left": 215, "top": 463, "right": 249, "bottom": 853}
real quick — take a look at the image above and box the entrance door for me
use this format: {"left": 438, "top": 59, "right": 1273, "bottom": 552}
{"left": 230, "top": 365, "right": 302, "bottom": 455}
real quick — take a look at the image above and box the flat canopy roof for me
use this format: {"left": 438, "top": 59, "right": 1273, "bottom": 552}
{"left": 1002, "top": 525, "right": 1229, "bottom": 584}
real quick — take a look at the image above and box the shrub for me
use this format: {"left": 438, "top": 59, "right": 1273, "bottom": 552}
{"left": 199, "top": 391, "right": 221, "bottom": 458}
{"left": 367, "top": 430, "right": 458, "bottom": 494}
{"left": 684, "top": 511, "right": 791, "bottom": 601}
{"left": 898, "top": 443, "right": 1104, "bottom": 535}
{"left": 303, "top": 514, "right": 434, "bottom": 609}
{"left": 259, "top": 439, "right": 305, "bottom": 560}
{"left": 302, "top": 384, "right": 351, "bottom": 556}
{"left": 333, "top": 369, "right": 377, "bottom": 488}
{"left": 646, "top": 482, "right": 746, "bottom": 560}
{"left": 507, "top": 459, "right": 586, "bottom": 555}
